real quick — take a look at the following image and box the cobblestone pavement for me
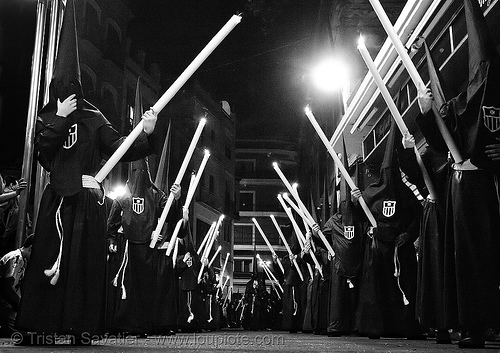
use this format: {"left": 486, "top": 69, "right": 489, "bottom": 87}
{"left": 1, "top": 330, "right": 499, "bottom": 352}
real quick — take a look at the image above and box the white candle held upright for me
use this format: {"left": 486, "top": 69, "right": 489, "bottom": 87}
{"left": 252, "top": 218, "right": 285, "bottom": 275}
{"left": 165, "top": 149, "right": 210, "bottom": 256}
{"left": 150, "top": 118, "right": 206, "bottom": 248}
{"left": 367, "top": 0, "right": 462, "bottom": 163}
{"left": 301, "top": 110, "right": 377, "bottom": 228}
{"left": 270, "top": 215, "right": 304, "bottom": 281}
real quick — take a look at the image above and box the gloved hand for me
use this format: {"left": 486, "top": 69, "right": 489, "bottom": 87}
{"left": 142, "top": 109, "right": 157, "bottom": 135}
{"left": 57, "top": 94, "right": 77, "bottom": 117}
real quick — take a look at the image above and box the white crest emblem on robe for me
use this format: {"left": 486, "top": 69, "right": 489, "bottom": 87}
{"left": 344, "top": 226, "right": 355, "bottom": 240}
{"left": 483, "top": 106, "right": 500, "bottom": 133}
{"left": 132, "top": 197, "right": 144, "bottom": 214}
{"left": 382, "top": 200, "right": 396, "bottom": 218}
{"left": 63, "top": 124, "right": 77, "bottom": 149}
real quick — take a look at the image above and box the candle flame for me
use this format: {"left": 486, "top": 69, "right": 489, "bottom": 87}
{"left": 200, "top": 117, "right": 207, "bottom": 124}
{"left": 357, "top": 35, "right": 365, "bottom": 47}
{"left": 204, "top": 149, "right": 210, "bottom": 156}
{"left": 272, "top": 162, "right": 278, "bottom": 168}
{"left": 304, "top": 106, "right": 311, "bottom": 114}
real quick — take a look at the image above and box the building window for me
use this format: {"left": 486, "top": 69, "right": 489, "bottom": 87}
{"left": 234, "top": 223, "right": 253, "bottom": 245}
{"left": 234, "top": 258, "right": 253, "bottom": 273}
{"left": 239, "top": 191, "right": 255, "bottom": 211}
{"left": 236, "top": 159, "right": 256, "bottom": 176}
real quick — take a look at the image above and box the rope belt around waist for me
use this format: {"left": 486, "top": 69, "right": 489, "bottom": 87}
{"left": 452, "top": 159, "right": 479, "bottom": 171}
{"left": 82, "top": 175, "right": 101, "bottom": 189}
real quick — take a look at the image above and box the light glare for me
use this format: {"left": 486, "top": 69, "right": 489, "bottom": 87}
{"left": 312, "top": 58, "right": 348, "bottom": 93}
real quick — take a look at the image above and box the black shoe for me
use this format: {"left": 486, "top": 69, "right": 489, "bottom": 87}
{"left": 458, "top": 337, "right": 485, "bottom": 349}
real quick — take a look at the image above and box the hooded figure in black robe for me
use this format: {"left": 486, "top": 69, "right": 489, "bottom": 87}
{"left": 176, "top": 229, "right": 203, "bottom": 333}
{"left": 354, "top": 120, "right": 423, "bottom": 339}
{"left": 200, "top": 266, "right": 220, "bottom": 331}
{"left": 319, "top": 140, "right": 365, "bottom": 336}
{"left": 416, "top": 1, "right": 500, "bottom": 347}
{"left": 407, "top": 40, "right": 455, "bottom": 344}
{"left": 15, "top": 0, "right": 157, "bottom": 343}
{"left": 242, "top": 270, "right": 269, "bottom": 331}
{"left": 281, "top": 229, "right": 305, "bottom": 332}
{"left": 106, "top": 155, "right": 182, "bottom": 335}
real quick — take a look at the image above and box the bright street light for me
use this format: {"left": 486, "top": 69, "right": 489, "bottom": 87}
{"left": 311, "top": 58, "right": 349, "bottom": 93}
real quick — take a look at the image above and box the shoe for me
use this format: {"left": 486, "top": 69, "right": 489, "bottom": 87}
{"left": 368, "top": 334, "right": 380, "bottom": 339}
{"left": 458, "top": 337, "right": 485, "bottom": 349}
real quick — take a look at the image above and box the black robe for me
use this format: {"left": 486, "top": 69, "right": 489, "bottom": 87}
{"left": 176, "top": 240, "right": 203, "bottom": 332}
{"left": 323, "top": 203, "right": 365, "bottom": 335}
{"left": 355, "top": 120, "right": 424, "bottom": 338}
{"left": 106, "top": 184, "right": 182, "bottom": 335}
{"left": 16, "top": 103, "right": 155, "bottom": 337}
{"left": 200, "top": 267, "right": 220, "bottom": 331}
{"left": 309, "top": 247, "right": 330, "bottom": 334}
{"left": 415, "top": 42, "right": 500, "bottom": 331}
{"left": 242, "top": 276, "right": 268, "bottom": 331}
{"left": 399, "top": 142, "right": 453, "bottom": 330}
{"left": 281, "top": 254, "right": 304, "bottom": 332}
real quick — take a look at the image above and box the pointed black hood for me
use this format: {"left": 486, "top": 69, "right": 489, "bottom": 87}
{"left": 49, "top": 0, "right": 84, "bottom": 104}
{"left": 362, "top": 120, "right": 421, "bottom": 241}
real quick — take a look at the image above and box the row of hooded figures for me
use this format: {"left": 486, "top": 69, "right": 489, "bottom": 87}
{"left": 1, "top": 0, "right": 500, "bottom": 348}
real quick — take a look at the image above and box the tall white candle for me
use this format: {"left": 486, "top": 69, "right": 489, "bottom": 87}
{"left": 301, "top": 110, "right": 377, "bottom": 228}
{"left": 270, "top": 215, "right": 304, "bottom": 281}
{"left": 273, "top": 163, "right": 337, "bottom": 258}
{"left": 209, "top": 245, "right": 222, "bottom": 267}
{"left": 95, "top": 15, "right": 241, "bottom": 183}
{"left": 358, "top": 37, "right": 437, "bottom": 200}
{"left": 252, "top": 218, "right": 285, "bottom": 275}
{"left": 357, "top": 38, "right": 408, "bottom": 133}
{"left": 198, "top": 215, "right": 224, "bottom": 283}
{"left": 197, "top": 222, "right": 216, "bottom": 255}
{"left": 368, "top": 0, "right": 424, "bottom": 89}
{"left": 184, "top": 149, "right": 210, "bottom": 208}
{"left": 151, "top": 15, "right": 241, "bottom": 113}
{"left": 368, "top": 0, "right": 462, "bottom": 163}
{"left": 279, "top": 193, "right": 322, "bottom": 279}
{"left": 219, "top": 252, "right": 230, "bottom": 288}
{"left": 150, "top": 118, "right": 206, "bottom": 248}
{"left": 258, "top": 254, "right": 284, "bottom": 293}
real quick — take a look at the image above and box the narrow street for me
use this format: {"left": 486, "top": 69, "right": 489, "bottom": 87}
{"left": 1, "top": 329, "right": 499, "bottom": 352}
